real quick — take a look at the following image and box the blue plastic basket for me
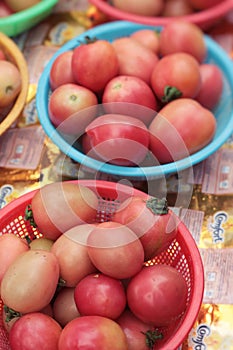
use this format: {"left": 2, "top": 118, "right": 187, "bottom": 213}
{"left": 36, "top": 21, "right": 233, "bottom": 180}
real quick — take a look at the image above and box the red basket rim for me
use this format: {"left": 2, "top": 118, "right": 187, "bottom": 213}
{"left": 0, "top": 179, "right": 204, "bottom": 349}
{"left": 89, "top": 0, "right": 233, "bottom": 29}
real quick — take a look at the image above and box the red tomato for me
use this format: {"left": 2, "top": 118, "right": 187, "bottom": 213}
{"left": 117, "top": 309, "right": 163, "bottom": 350}
{"left": 85, "top": 113, "right": 150, "bottom": 166}
{"left": 53, "top": 287, "right": 80, "bottom": 327}
{"left": 112, "top": 37, "right": 159, "bottom": 84}
{"left": 48, "top": 83, "right": 98, "bottom": 135}
{"left": 1, "top": 250, "right": 60, "bottom": 314}
{"left": 9, "top": 312, "right": 62, "bottom": 350}
{"left": 0, "top": 60, "right": 22, "bottom": 107}
{"left": 49, "top": 51, "right": 76, "bottom": 91}
{"left": 87, "top": 221, "right": 144, "bottom": 279}
{"left": 130, "top": 29, "right": 160, "bottom": 54}
{"left": 113, "top": 195, "right": 178, "bottom": 261}
{"left": 159, "top": 20, "right": 207, "bottom": 63}
{"left": 30, "top": 182, "right": 99, "bottom": 240}
{"left": 149, "top": 98, "right": 216, "bottom": 163}
{"left": 127, "top": 264, "right": 188, "bottom": 326}
{"left": 111, "top": 0, "right": 164, "bottom": 16}
{"left": 150, "top": 52, "right": 201, "bottom": 102}
{"left": 58, "top": 315, "right": 128, "bottom": 350}
{"left": 195, "top": 63, "right": 223, "bottom": 110}
{"left": 74, "top": 273, "right": 127, "bottom": 319}
{"left": 0, "top": 234, "right": 29, "bottom": 285}
{"left": 102, "top": 75, "right": 158, "bottom": 125}
{"left": 72, "top": 39, "right": 119, "bottom": 93}
{"left": 51, "top": 224, "right": 97, "bottom": 287}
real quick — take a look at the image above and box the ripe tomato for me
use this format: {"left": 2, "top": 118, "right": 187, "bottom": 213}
{"left": 58, "top": 315, "right": 128, "bottom": 350}
{"left": 48, "top": 83, "right": 98, "bottom": 135}
{"left": 51, "top": 224, "right": 97, "bottom": 287}
{"left": 162, "top": 0, "right": 194, "bottom": 17}
{"left": 102, "top": 75, "right": 158, "bottom": 125}
{"left": 127, "top": 264, "right": 188, "bottom": 326}
{"left": 5, "top": 0, "right": 40, "bottom": 12}
{"left": 0, "top": 60, "right": 21, "bottom": 107}
{"left": 53, "top": 287, "right": 80, "bottom": 327}
{"left": 0, "top": 234, "right": 29, "bottom": 285}
{"left": 111, "top": 0, "right": 164, "bottom": 16}
{"left": 30, "top": 182, "right": 99, "bottom": 240}
{"left": 1, "top": 250, "right": 60, "bottom": 314}
{"left": 72, "top": 39, "right": 119, "bottom": 93}
{"left": 113, "top": 195, "right": 178, "bottom": 261}
{"left": 87, "top": 221, "right": 144, "bottom": 279}
{"left": 149, "top": 98, "right": 216, "bottom": 163}
{"left": 74, "top": 273, "right": 127, "bottom": 319}
{"left": 159, "top": 20, "right": 207, "bottom": 63}
{"left": 49, "top": 51, "right": 76, "bottom": 91}
{"left": 195, "top": 63, "right": 223, "bottom": 110}
{"left": 9, "top": 312, "right": 62, "bottom": 350}
{"left": 150, "top": 52, "right": 201, "bottom": 102}
{"left": 117, "top": 309, "right": 163, "bottom": 350}
{"left": 85, "top": 113, "right": 150, "bottom": 166}
{"left": 112, "top": 37, "right": 159, "bottom": 84}
{"left": 130, "top": 29, "right": 160, "bottom": 54}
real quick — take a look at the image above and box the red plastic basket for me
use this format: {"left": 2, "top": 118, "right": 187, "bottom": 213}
{"left": 0, "top": 180, "right": 204, "bottom": 350}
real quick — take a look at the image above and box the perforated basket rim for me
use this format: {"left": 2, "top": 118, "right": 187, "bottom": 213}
{"left": 0, "top": 179, "right": 204, "bottom": 349}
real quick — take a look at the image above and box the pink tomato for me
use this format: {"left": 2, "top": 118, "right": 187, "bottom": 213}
{"left": 85, "top": 113, "right": 150, "bottom": 166}
{"left": 112, "top": 37, "right": 159, "bottom": 85}
{"left": 127, "top": 264, "right": 188, "bottom": 326}
{"left": 49, "top": 51, "right": 76, "bottom": 91}
{"left": 149, "top": 98, "right": 216, "bottom": 163}
{"left": 195, "top": 63, "right": 223, "bottom": 110}
{"left": 72, "top": 39, "right": 119, "bottom": 93}
{"left": 87, "top": 221, "right": 144, "bottom": 279}
{"left": 74, "top": 273, "right": 127, "bottom": 319}
{"left": 102, "top": 75, "right": 158, "bottom": 125}
{"left": 9, "top": 312, "right": 62, "bottom": 350}
{"left": 48, "top": 83, "right": 98, "bottom": 136}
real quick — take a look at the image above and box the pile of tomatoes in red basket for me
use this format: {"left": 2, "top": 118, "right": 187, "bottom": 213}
{"left": 0, "top": 181, "right": 189, "bottom": 349}
{"left": 48, "top": 19, "right": 223, "bottom": 166}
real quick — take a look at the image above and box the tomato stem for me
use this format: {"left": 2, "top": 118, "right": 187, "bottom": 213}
{"left": 142, "top": 329, "right": 163, "bottom": 349}
{"left": 3, "top": 305, "right": 21, "bottom": 323}
{"left": 162, "top": 85, "right": 182, "bottom": 103}
{"left": 146, "top": 197, "right": 168, "bottom": 215}
{"left": 24, "top": 204, "right": 37, "bottom": 228}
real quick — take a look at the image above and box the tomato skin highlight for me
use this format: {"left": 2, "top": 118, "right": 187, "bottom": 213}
{"left": 127, "top": 264, "right": 188, "bottom": 327}
{"left": 58, "top": 315, "right": 128, "bottom": 350}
